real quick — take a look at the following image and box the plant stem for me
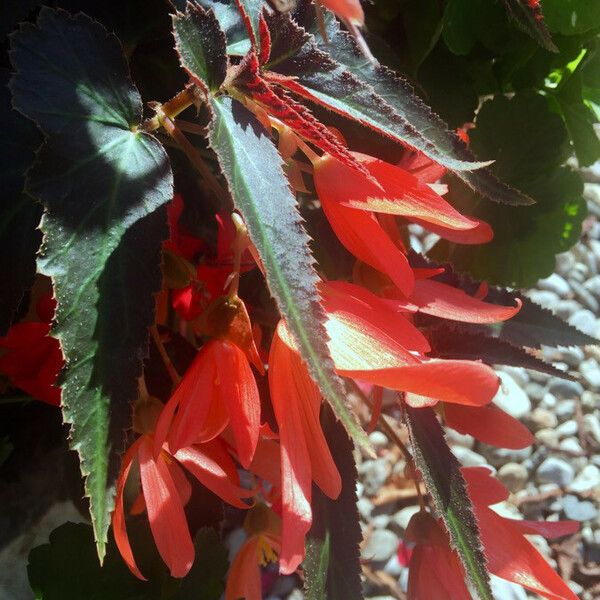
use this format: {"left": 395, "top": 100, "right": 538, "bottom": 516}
{"left": 140, "top": 86, "right": 197, "bottom": 132}
{"left": 150, "top": 325, "right": 181, "bottom": 386}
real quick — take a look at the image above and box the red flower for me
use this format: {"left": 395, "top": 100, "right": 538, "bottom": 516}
{"left": 405, "top": 468, "right": 579, "bottom": 600}
{"left": 113, "top": 399, "right": 254, "bottom": 580}
{"left": 318, "top": 0, "right": 364, "bottom": 26}
{"left": 0, "top": 294, "right": 62, "bottom": 406}
{"left": 268, "top": 320, "right": 341, "bottom": 573}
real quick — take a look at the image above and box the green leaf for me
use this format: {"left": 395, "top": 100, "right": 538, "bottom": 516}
{"left": 10, "top": 8, "right": 173, "bottom": 560}
{"left": 501, "top": 0, "right": 558, "bottom": 52}
{"left": 173, "top": 2, "right": 227, "bottom": 93}
{"left": 402, "top": 0, "right": 443, "bottom": 70}
{"left": 281, "top": 8, "right": 533, "bottom": 206}
{"left": 304, "top": 408, "right": 363, "bottom": 600}
{"left": 28, "top": 522, "right": 150, "bottom": 600}
{"left": 556, "top": 70, "right": 600, "bottom": 167}
{"left": 542, "top": 0, "right": 600, "bottom": 35}
{"left": 0, "top": 70, "right": 42, "bottom": 334}
{"left": 208, "top": 95, "right": 368, "bottom": 448}
{"left": 404, "top": 406, "right": 493, "bottom": 600}
{"left": 426, "top": 323, "right": 577, "bottom": 380}
{"left": 430, "top": 93, "right": 586, "bottom": 287}
{"left": 235, "top": 0, "right": 267, "bottom": 52}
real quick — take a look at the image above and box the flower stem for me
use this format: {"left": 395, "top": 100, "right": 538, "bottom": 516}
{"left": 150, "top": 325, "right": 181, "bottom": 386}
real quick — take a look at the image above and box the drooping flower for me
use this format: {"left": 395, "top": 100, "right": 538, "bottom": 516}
{"left": 0, "top": 293, "right": 62, "bottom": 406}
{"left": 225, "top": 504, "right": 282, "bottom": 600}
{"left": 268, "top": 320, "right": 341, "bottom": 574}
{"left": 113, "top": 396, "right": 253, "bottom": 579}
{"left": 154, "top": 295, "right": 263, "bottom": 468}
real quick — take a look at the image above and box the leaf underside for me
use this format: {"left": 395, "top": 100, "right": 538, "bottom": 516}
{"left": 270, "top": 5, "right": 533, "bottom": 206}
{"left": 405, "top": 405, "right": 493, "bottom": 600}
{"left": 10, "top": 7, "right": 173, "bottom": 560}
{"left": 208, "top": 95, "right": 368, "bottom": 448}
{"left": 500, "top": 0, "right": 558, "bottom": 52}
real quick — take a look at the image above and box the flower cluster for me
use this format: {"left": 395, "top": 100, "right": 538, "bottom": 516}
{"left": 106, "top": 113, "right": 577, "bottom": 598}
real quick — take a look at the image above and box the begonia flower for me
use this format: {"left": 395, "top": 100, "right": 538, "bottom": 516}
{"left": 318, "top": 0, "right": 364, "bottom": 26}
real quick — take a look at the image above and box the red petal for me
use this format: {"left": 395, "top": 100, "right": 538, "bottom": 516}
{"left": 174, "top": 441, "right": 254, "bottom": 509}
{"left": 167, "top": 459, "right": 192, "bottom": 507}
{"left": 213, "top": 341, "right": 260, "bottom": 468}
{"left": 319, "top": 0, "right": 364, "bottom": 25}
{"left": 225, "top": 536, "right": 262, "bottom": 600}
{"left": 138, "top": 438, "right": 194, "bottom": 578}
{"left": 411, "top": 215, "right": 494, "bottom": 244}
{"left": 461, "top": 466, "right": 510, "bottom": 506}
{"left": 248, "top": 437, "right": 281, "bottom": 486}
{"left": 314, "top": 157, "right": 415, "bottom": 296}
{"left": 341, "top": 359, "right": 499, "bottom": 406}
{"left": 445, "top": 403, "right": 534, "bottom": 449}
{"left": 112, "top": 437, "right": 146, "bottom": 580}
{"left": 397, "top": 152, "right": 446, "bottom": 184}
{"left": 508, "top": 518, "right": 579, "bottom": 540}
{"left": 343, "top": 153, "right": 478, "bottom": 232}
{"left": 410, "top": 279, "right": 522, "bottom": 323}
{"left": 477, "top": 507, "right": 578, "bottom": 600}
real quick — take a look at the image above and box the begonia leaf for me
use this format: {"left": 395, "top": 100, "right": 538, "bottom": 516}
{"left": 542, "top": 0, "right": 600, "bottom": 36}
{"left": 173, "top": 2, "right": 227, "bottom": 93}
{"left": 208, "top": 95, "right": 368, "bottom": 448}
{"left": 278, "top": 6, "right": 533, "bottom": 206}
{"left": 405, "top": 405, "right": 493, "bottom": 600}
{"left": 0, "top": 69, "right": 41, "bottom": 334}
{"left": 304, "top": 409, "right": 363, "bottom": 600}
{"left": 430, "top": 93, "right": 586, "bottom": 287}
{"left": 500, "top": 0, "right": 558, "bottom": 52}
{"left": 426, "top": 323, "right": 577, "bottom": 380}
{"left": 10, "top": 8, "right": 173, "bottom": 560}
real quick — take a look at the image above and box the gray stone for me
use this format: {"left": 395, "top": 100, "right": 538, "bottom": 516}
{"left": 372, "top": 514, "right": 391, "bottom": 529}
{"left": 359, "top": 459, "right": 390, "bottom": 496}
{"left": 357, "top": 497, "right": 374, "bottom": 521}
{"left": 555, "top": 399, "right": 578, "bottom": 420}
{"left": 528, "top": 407, "right": 558, "bottom": 431}
{"left": 570, "top": 279, "right": 599, "bottom": 312}
{"left": 559, "top": 437, "right": 584, "bottom": 455}
{"left": 493, "top": 372, "right": 531, "bottom": 419}
{"left": 445, "top": 429, "right": 475, "bottom": 449}
{"left": 490, "top": 574, "right": 527, "bottom": 600}
{"left": 548, "top": 379, "right": 584, "bottom": 400}
{"left": 499, "top": 366, "right": 529, "bottom": 387}
{"left": 538, "top": 273, "right": 571, "bottom": 297}
{"left": 481, "top": 446, "right": 532, "bottom": 469}
{"left": 555, "top": 252, "right": 576, "bottom": 277}
{"left": 555, "top": 419, "right": 579, "bottom": 438}
{"left": 569, "top": 464, "right": 600, "bottom": 494}
{"left": 563, "top": 494, "right": 598, "bottom": 521}
{"left": 524, "top": 381, "right": 546, "bottom": 402}
{"left": 452, "top": 446, "right": 488, "bottom": 467}
{"left": 498, "top": 463, "right": 528, "bottom": 493}
{"left": 581, "top": 358, "right": 600, "bottom": 391}
{"left": 269, "top": 576, "right": 297, "bottom": 597}
{"left": 383, "top": 553, "right": 403, "bottom": 577}
{"left": 568, "top": 581, "right": 584, "bottom": 597}
{"left": 287, "top": 590, "right": 304, "bottom": 600}
{"left": 536, "top": 457, "right": 575, "bottom": 487}
{"left": 581, "top": 390, "right": 598, "bottom": 410}
{"left": 392, "top": 505, "right": 421, "bottom": 532}
{"left": 584, "top": 414, "right": 600, "bottom": 447}
{"left": 556, "top": 346, "right": 585, "bottom": 369}
{"left": 568, "top": 309, "right": 597, "bottom": 337}
{"left": 571, "top": 261, "right": 590, "bottom": 283}
{"left": 368, "top": 431, "right": 389, "bottom": 453}
{"left": 584, "top": 274, "right": 600, "bottom": 297}
{"left": 527, "top": 290, "right": 560, "bottom": 309}
{"left": 554, "top": 299, "right": 582, "bottom": 320}
{"left": 540, "top": 392, "right": 557, "bottom": 409}
{"left": 361, "top": 529, "right": 399, "bottom": 562}
{"left": 535, "top": 428, "right": 560, "bottom": 447}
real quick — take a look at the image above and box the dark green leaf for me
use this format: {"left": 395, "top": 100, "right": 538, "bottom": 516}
{"left": 426, "top": 323, "right": 576, "bottom": 380}
{"left": 173, "top": 1, "right": 228, "bottom": 93}
{"left": 208, "top": 95, "right": 368, "bottom": 448}
{"left": 404, "top": 406, "right": 493, "bottom": 600}
{"left": 197, "top": 0, "right": 251, "bottom": 55}
{"left": 556, "top": 70, "right": 600, "bottom": 167}
{"left": 542, "top": 0, "right": 600, "bottom": 35}
{"left": 173, "top": 528, "right": 229, "bottom": 600}
{"left": 282, "top": 8, "right": 533, "bottom": 206}
{"left": 430, "top": 93, "right": 586, "bottom": 287}
{"left": 487, "top": 290, "right": 599, "bottom": 348}
{"left": 402, "top": 0, "right": 443, "bottom": 70}
{"left": 27, "top": 522, "right": 150, "bottom": 600}
{"left": 10, "top": 8, "right": 173, "bottom": 559}
{"left": 304, "top": 408, "right": 363, "bottom": 600}
{"left": 0, "top": 70, "right": 42, "bottom": 334}
{"left": 501, "top": 0, "right": 558, "bottom": 51}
